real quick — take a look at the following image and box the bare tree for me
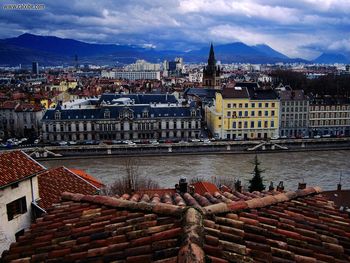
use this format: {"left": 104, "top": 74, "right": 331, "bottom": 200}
{"left": 102, "top": 158, "right": 159, "bottom": 196}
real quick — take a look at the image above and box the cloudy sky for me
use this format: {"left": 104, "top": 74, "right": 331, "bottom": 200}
{"left": 1, "top": 0, "right": 350, "bottom": 59}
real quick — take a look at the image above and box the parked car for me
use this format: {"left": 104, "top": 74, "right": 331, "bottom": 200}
{"left": 58, "top": 141, "right": 68, "bottom": 146}
{"left": 150, "top": 140, "right": 159, "bottom": 145}
{"left": 68, "top": 141, "right": 77, "bottom": 145}
{"left": 203, "top": 139, "right": 211, "bottom": 144}
{"left": 322, "top": 134, "right": 331, "bottom": 138}
{"left": 190, "top": 139, "right": 200, "bottom": 143}
{"left": 271, "top": 135, "right": 279, "bottom": 140}
{"left": 34, "top": 139, "right": 40, "bottom": 144}
{"left": 313, "top": 135, "right": 321, "bottom": 139}
{"left": 302, "top": 135, "right": 310, "bottom": 139}
{"left": 112, "top": 140, "right": 122, "bottom": 144}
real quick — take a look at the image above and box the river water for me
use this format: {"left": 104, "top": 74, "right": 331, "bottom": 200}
{"left": 41, "top": 150, "right": 350, "bottom": 191}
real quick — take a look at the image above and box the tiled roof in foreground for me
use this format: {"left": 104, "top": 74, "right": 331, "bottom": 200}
{"left": 2, "top": 187, "right": 350, "bottom": 262}
{"left": 0, "top": 150, "right": 46, "bottom": 188}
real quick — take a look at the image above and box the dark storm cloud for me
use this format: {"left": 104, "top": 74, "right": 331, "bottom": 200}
{"left": 1, "top": 0, "right": 349, "bottom": 59}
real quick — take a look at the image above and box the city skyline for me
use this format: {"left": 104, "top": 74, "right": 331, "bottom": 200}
{"left": 1, "top": 0, "right": 350, "bottom": 60}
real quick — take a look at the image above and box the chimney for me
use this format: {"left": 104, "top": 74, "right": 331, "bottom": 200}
{"left": 276, "top": 181, "right": 284, "bottom": 192}
{"left": 234, "top": 179, "right": 242, "bottom": 193}
{"left": 298, "top": 182, "right": 306, "bottom": 190}
{"left": 337, "top": 183, "right": 342, "bottom": 191}
{"left": 179, "top": 177, "right": 187, "bottom": 193}
{"left": 268, "top": 181, "right": 274, "bottom": 192}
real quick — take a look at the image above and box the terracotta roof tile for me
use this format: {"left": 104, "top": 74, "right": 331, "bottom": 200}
{"left": 69, "top": 168, "right": 104, "bottom": 188}
{"left": 2, "top": 186, "right": 350, "bottom": 262}
{"left": 0, "top": 150, "right": 45, "bottom": 188}
{"left": 38, "top": 167, "right": 100, "bottom": 210}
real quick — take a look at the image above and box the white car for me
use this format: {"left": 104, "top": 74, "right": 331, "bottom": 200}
{"left": 271, "top": 135, "right": 279, "bottom": 140}
{"left": 314, "top": 135, "right": 321, "bottom": 139}
{"left": 34, "top": 139, "right": 40, "bottom": 144}
{"left": 58, "top": 141, "right": 68, "bottom": 146}
{"left": 150, "top": 140, "right": 159, "bottom": 145}
{"left": 203, "top": 139, "right": 211, "bottom": 143}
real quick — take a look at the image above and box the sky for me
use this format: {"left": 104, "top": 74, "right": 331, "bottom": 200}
{"left": 1, "top": 0, "right": 350, "bottom": 59}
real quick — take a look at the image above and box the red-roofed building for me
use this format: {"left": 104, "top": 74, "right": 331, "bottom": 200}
{"left": 0, "top": 101, "right": 43, "bottom": 139}
{"left": 38, "top": 167, "right": 101, "bottom": 210}
{"left": 2, "top": 187, "right": 350, "bottom": 262}
{"left": 69, "top": 168, "right": 104, "bottom": 188}
{"left": 0, "top": 151, "right": 46, "bottom": 254}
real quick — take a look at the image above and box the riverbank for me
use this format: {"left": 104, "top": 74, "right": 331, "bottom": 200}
{"left": 18, "top": 137, "right": 350, "bottom": 161}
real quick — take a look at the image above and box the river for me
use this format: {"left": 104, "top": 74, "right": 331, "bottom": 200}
{"left": 41, "top": 150, "right": 350, "bottom": 191}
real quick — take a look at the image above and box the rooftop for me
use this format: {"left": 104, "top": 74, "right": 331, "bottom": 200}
{"left": 37, "top": 166, "right": 102, "bottom": 210}
{"left": 0, "top": 151, "right": 46, "bottom": 189}
{"left": 3, "top": 186, "right": 350, "bottom": 262}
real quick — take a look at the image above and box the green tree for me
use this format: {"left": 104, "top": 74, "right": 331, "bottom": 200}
{"left": 248, "top": 155, "right": 265, "bottom": 192}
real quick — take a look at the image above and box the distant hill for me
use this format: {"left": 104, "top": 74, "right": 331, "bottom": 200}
{"left": 313, "top": 53, "right": 350, "bottom": 64}
{"left": 0, "top": 33, "right": 315, "bottom": 66}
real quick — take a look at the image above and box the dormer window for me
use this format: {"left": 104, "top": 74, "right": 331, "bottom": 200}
{"left": 142, "top": 110, "right": 149, "bottom": 118}
{"left": 191, "top": 109, "right": 196, "bottom": 117}
{"left": 104, "top": 110, "right": 110, "bottom": 119}
{"left": 55, "top": 111, "right": 61, "bottom": 120}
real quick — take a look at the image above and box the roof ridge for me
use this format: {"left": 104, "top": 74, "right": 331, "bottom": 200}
{"left": 61, "top": 192, "right": 184, "bottom": 216}
{"left": 203, "top": 186, "right": 322, "bottom": 215}
{"left": 63, "top": 167, "right": 100, "bottom": 190}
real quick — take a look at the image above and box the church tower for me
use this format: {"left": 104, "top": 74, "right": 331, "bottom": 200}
{"left": 202, "top": 43, "right": 221, "bottom": 89}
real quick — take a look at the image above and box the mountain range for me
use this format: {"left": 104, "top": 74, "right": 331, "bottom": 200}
{"left": 0, "top": 33, "right": 349, "bottom": 66}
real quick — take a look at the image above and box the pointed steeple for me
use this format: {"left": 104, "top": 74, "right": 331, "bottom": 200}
{"left": 208, "top": 42, "right": 216, "bottom": 66}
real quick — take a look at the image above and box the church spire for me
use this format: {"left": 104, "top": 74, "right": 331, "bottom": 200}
{"left": 208, "top": 42, "right": 216, "bottom": 66}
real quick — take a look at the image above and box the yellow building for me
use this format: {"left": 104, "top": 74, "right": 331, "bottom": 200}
{"left": 206, "top": 87, "right": 279, "bottom": 140}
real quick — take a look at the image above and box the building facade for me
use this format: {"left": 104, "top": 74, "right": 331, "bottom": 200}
{"left": 101, "top": 71, "right": 161, "bottom": 80}
{"left": 309, "top": 103, "right": 350, "bottom": 136}
{"left": 279, "top": 90, "right": 309, "bottom": 138}
{"left": 42, "top": 94, "right": 201, "bottom": 142}
{"left": 202, "top": 43, "right": 221, "bottom": 89}
{"left": 206, "top": 86, "right": 279, "bottom": 140}
{"left": 0, "top": 151, "right": 45, "bottom": 254}
{"left": 0, "top": 102, "right": 43, "bottom": 139}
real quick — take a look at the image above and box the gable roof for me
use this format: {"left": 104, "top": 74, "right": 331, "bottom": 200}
{"left": 0, "top": 151, "right": 46, "bottom": 188}
{"left": 3, "top": 186, "right": 350, "bottom": 262}
{"left": 69, "top": 168, "right": 105, "bottom": 188}
{"left": 37, "top": 167, "right": 101, "bottom": 210}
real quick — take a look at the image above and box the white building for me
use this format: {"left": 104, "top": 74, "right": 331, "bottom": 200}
{"left": 101, "top": 70, "right": 161, "bottom": 80}
{"left": 0, "top": 102, "right": 44, "bottom": 139}
{"left": 124, "top": 60, "right": 161, "bottom": 71}
{"left": 0, "top": 151, "right": 45, "bottom": 254}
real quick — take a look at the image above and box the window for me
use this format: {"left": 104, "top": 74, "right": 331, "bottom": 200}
{"left": 251, "top": 121, "right": 254, "bottom": 128}
{"left": 264, "top": 121, "right": 268, "bottom": 128}
{"left": 245, "top": 103, "right": 249, "bottom": 108}
{"left": 265, "top": 103, "right": 269, "bottom": 107}
{"left": 7, "top": 197, "right": 27, "bottom": 221}
{"left": 227, "top": 103, "right": 231, "bottom": 108}
{"left": 232, "top": 122, "right": 236, "bottom": 128}
{"left": 239, "top": 111, "right": 242, "bottom": 117}
{"left": 191, "top": 110, "right": 196, "bottom": 117}
{"left": 251, "top": 111, "right": 255, "bottom": 117}
{"left": 238, "top": 122, "right": 242, "bottom": 128}
{"left": 258, "top": 111, "right": 262, "bottom": 117}
{"left": 258, "top": 103, "right": 262, "bottom": 108}
{"left": 104, "top": 110, "right": 110, "bottom": 119}
{"left": 239, "top": 103, "right": 243, "bottom": 108}
{"left": 142, "top": 111, "right": 149, "bottom": 118}
{"left": 244, "top": 111, "right": 248, "bottom": 117}
{"left": 265, "top": 111, "right": 268, "bottom": 117}
{"left": 227, "top": 111, "right": 231, "bottom": 117}
{"left": 271, "top": 111, "right": 275, "bottom": 116}
{"left": 272, "top": 103, "right": 275, "bottom": 107}
{"left": 233, "top": 103, "right": 236, "bottom": 108}
{"left": 55, "top": 111, "right": 61, "bottom": 120}
{"left": 251, "top": 103, "right": 255, "bottom": 108}
{"left": 258, "top": 121, "right": 261, "bottom": 128}
{"left": 244, "top": 121, "right": 248, "bottom": 128}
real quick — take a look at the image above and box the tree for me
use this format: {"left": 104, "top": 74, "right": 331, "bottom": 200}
{"left": 102, "top": 158, "right": 159, "bottom": 196}
{"left": 248, "top": 155, "right": 265, "bottom": 192}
